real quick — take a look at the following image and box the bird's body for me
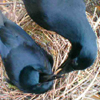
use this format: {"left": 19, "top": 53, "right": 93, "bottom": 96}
{"left": 23, "top": 0, "right": 86, "bottom": 41}
{"left": 0, "top": 11, "right": 54, "bottom": 94}
{"left": 23, "top": 0, "right": 97, "bottom": 74}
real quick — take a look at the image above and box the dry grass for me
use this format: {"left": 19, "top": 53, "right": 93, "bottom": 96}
{"left": 0, "top": 0, "right": 100, "bottom": 100}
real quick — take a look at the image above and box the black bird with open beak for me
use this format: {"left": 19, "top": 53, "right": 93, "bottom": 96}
{"left": 22, "top": 0, "right": 97, "bottom": 75}
{"left": 0, "top": 11, "right": 59, "bottom": 94}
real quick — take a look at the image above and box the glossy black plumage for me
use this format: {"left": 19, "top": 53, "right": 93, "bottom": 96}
{"left": 0, "top": 11, "right": 54, "bottom": 94}
{"left": 23, "top": 0, "right": 97, "bottom": 75}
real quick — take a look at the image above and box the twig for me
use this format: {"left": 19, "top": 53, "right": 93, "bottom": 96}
{"left": 0, "top": 2, "right": 23, "bottom": 5}
{"left": 75, "top": 66, "right": 100, "bottom": 100}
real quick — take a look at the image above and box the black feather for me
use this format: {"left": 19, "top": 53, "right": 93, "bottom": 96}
{"left": 22, "top": 0, "right": 97, "bottom": 74}
{"left": 0, "top": 11, "right": 54, "bottom": 94}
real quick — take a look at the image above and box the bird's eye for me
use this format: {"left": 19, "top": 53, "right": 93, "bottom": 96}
{"left": 72, "top": 59, "right": 78, "bottom": 66}
{"left": 37, "top": 83, "right": 41, "bottom": 87}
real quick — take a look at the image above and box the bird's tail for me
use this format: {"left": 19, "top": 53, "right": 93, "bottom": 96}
{"left": 0, "top": 10, "right": 7, "bottom": 27}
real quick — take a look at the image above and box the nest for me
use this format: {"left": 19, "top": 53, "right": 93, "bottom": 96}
{"left": 0, "top": 0, "right": 100, "bottom": 100}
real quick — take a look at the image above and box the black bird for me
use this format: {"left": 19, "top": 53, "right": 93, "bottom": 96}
{"left": 22, "top": 0, "right": 97, "bottom": 75}
{"left": 0, "top": 11, "right": 56, "bottom": 94}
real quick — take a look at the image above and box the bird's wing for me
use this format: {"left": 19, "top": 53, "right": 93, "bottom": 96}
{"left": 0, "top": 10, "right": 39, "bottom": 47}
{"left": 0, "top": 12, "right": 39, "bottom": 57}
{"left": 0, "top": 26, "right": 26, "bottom": 58}
{"left": 0, "top": 26, "right": 24, "bottom": 47}
{"left": 1, "top": 11, "right": 54, "bottom": 66}
{"left": 4, "top": 19, "right": 35, "bottom": 43}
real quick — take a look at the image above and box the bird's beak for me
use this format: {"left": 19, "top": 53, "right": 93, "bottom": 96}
{"left": 43, "top": 74, "right": 63, "bottom": 82}
{"left": 43, "top": 58, "right": 75, "bottom": 82}
{"left": 56, "top": 57, "right": 75, "bottom": 75}
{"left": 43, "top": 57, "right": 75, "bottom": 82}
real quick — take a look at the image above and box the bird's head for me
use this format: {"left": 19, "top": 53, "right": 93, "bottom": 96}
{"left": 19, "top": 65, "right": 60, "bottom": 94}
{"left": 57, "top": 42, "right": 97, "bottom": 75}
